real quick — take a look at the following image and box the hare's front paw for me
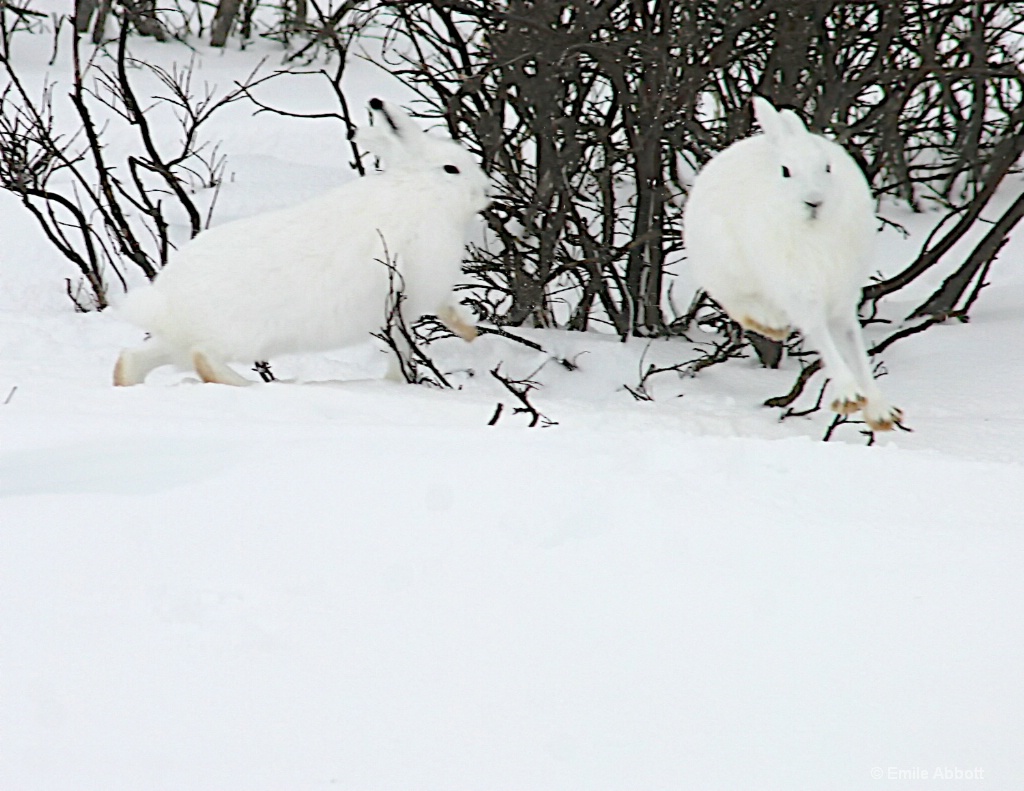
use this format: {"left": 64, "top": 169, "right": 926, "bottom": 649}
{"left": 863, "top": 401, "right": 905, "bottom": 432}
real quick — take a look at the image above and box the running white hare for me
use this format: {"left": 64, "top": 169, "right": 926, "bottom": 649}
{"left": 114, "top": 98, "right": 490, "bottom": 387}
{"left": 684, "top": 95, "right": 902, "bottom": 431}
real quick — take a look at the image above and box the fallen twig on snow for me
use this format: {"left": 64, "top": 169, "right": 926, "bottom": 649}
{"left": 488, "top": 364, "right": 556, "bottom": 427}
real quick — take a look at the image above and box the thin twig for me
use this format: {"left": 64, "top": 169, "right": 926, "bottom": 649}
{"left": 475, "top": 324, "right": 545, "bottom": 352}
{"left": 488, "top": 364, "right": 556, "bottom": 427}
{"left": 370, "top": 233, "right": 452, "bottom": 388}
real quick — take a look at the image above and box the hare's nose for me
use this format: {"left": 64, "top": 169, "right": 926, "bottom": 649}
{"left": 804, "top": 198, "right": 823, "bottom": 219}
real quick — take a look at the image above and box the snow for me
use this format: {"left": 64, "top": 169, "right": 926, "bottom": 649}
{"left": 2, "top": 21, "right": 1023, "bottom": 791}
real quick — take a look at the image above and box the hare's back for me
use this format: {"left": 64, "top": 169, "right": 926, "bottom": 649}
{"left": 149, "top": 187, "right": 394, "bottom": 357}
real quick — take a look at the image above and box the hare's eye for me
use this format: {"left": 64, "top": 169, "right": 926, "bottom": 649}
{"left": 825, "top": 164, "right": 832, "bottom": 174}
{"left": 444, "top": 165, "right": 461, "bottom": 174}
{"left": 781, "top": 166, "right": 792, "bottom": 178}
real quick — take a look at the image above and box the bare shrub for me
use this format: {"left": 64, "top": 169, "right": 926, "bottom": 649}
{"left": 0, "top": 15, "right": 263, "bottom": 308}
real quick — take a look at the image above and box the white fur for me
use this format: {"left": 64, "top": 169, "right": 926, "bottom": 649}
{"left": 684, "top": 96, "right": 902, "bottom": 430}
{"left": 114, "top": 99, "right": 491, "bottom": 386}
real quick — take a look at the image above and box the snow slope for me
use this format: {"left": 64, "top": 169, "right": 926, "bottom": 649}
{"left": 2, "top": 22, "right": 1023, "bottom": 791}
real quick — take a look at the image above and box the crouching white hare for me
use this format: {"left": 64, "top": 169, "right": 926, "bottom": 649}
{"left": 113, "top": 98, "right": 490, "bottom": 387}
{"left": 684, "top": 96, "right": 903, "bottom": 431}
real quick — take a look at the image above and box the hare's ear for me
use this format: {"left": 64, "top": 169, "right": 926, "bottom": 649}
{"left": 354, "top": 125, "right": 400, "bottom": 163}
{"left": 367, "top": 98, "right": 424, "bottom": 142}
{"left": 753, "top": 96, "right": 809, "bottom": 143}
{"left": 778, "top": 108, "right": 809, "bottom": 137}
{"left": 353, "top": 99, "right": 425, "bottom": 163}
{"left": 752, "top": 95, "right": 785, "bottom": 142}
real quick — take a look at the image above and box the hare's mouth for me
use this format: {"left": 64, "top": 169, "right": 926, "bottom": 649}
{"left": 804, "top": 200, "right": 822, "bottom": 220}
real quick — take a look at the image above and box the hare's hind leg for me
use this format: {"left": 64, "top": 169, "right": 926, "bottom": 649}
{"left": 714, "top": 293, "right": 790, "bottom": 341}
{"left": 114, "top": 339, "right": 173, "bottom": 386}
{"left": 437, "top": 305, "right": 478, "bottom": 342}
{"left": 191, "top": 349, "right": 252, "bottom": 386}
{"left": 829, "top": 313, "right": 903, "bottom": 431}
{"left": 739, "top": 316, "right": 790, "bottom": 342}
{"left": 795, "top": 318, "right": 867, "bottom": 416}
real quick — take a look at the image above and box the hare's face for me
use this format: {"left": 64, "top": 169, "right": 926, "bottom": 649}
{"left": 355, "top": 98, "right": 491, "bottom": 217}
{"left": 774, "top": 136, "right": 833, "bottom": 221}
{"left": 430, "top": 141, "right": 492, "bottom": 215}
{"left": 752, "top": 96, "right": 838, "bottom": 221}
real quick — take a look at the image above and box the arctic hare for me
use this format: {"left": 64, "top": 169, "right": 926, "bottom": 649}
{"left": 114, "top": 98, "right": 490, "bottom": 387}
{"left": 684, "top": 96, "right": 902, "bottom": 431}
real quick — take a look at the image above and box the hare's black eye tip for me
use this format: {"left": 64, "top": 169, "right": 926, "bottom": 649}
{"left": 444, "top": 164, "right": 461, "bottom": 174}
{"left": 826, "top": 163, "right": 832, "bottom": 173}
{"left": 781, "top": 165, "right": 792, "bottom": 178}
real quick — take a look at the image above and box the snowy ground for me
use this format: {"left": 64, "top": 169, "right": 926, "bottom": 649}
{"left": 2, "top": 21, "right": 1023, "bottom": 791}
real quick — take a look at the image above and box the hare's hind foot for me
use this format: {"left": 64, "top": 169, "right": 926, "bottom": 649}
{"left": 830, "top": 392, "right": 905, "bottom": 432}
{"left": 114, "top": 340, "right": 173, "bottom": 386}
{"left": 113, "top": 353, "right": 136, "bottom": 387}
{"left": 192, "top": 350, "right": 251, "bottom": 386}
{"left": 831, "top": 393, "right": 867, "bottom": 416}
{"left": 863, "top": 403, "right": 905, "bottom": 433}
{"left": 437, "top": 306, "right": 478, "bottom": 342}
{"left": 739, "top": 316, "right": 790, "bottom": 342}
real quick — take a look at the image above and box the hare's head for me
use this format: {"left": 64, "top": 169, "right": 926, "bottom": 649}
{"left": 752, "top": 96, "right": 835, "bottom": 221}
{"left": 354, "top": 98, "right": 491, "bottom": 215}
